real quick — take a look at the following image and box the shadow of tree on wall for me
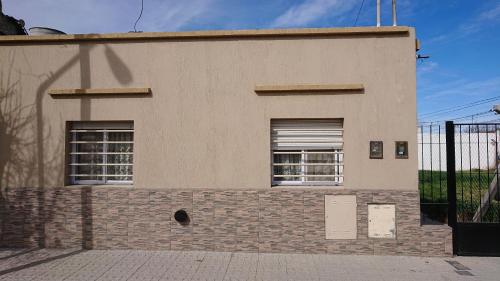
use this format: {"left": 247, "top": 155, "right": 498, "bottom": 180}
{"left": 0, "top": 57, "right": 37, "bottom": 247}
{"left": 0, "top": 58, "right": 35, "bottom": 189}
{"left": 0, "top": 55, "right": 65, "bottom": 248}
{"left": 1, "top": 44, "right": 134, "bottom": 249}
{"left": 104, "top": 46, "right": 132, "bottom": 86}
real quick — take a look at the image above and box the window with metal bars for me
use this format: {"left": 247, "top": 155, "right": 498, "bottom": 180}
{"left": 68, "top": 121, "right": 134, "bottom": 185}
{"left": 271, "top": 119, "right": 344, "bottom": 186}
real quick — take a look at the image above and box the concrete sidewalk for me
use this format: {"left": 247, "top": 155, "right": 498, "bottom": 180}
{"left": 0, "top": 249, "right": 498, "bottom": 281}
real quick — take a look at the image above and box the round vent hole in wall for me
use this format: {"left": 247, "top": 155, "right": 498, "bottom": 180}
{"left": 174, "top": 209, "right": 190, "bottom": 225}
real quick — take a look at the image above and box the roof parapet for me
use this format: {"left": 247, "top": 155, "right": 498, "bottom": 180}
{"left": 0, "top": 26, "right": 410, "bottom": 44}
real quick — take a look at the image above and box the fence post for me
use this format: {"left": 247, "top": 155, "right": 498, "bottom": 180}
{"left": 445, "top": 121, "right": 457, "bottom": 254}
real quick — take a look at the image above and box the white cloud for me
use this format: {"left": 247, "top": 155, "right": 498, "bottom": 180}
{"left": 421, "top": 77, "right": 500, "bottom": 100}
{"left": 417, "top": 76, "right": 500, "bottom": 122}
{"left": 457, "top": 3, "right": 500, "bottom": 36}
{"left": 424, "top": 2, "right": 500, "bottom": 46}
{"left": 417, "top": 61, "right": 438, "bottom": 75}
{"left": 140, "top": 0, "right": 214, "bottom": 31}
{"left": 2, "top": 0, "right": 215, "bottom": 34}
{"left": 478, "top": 3, "right": 500, "bottom": 21}
{"left": 270, "top": 0, "right": 358, "bottom": 28}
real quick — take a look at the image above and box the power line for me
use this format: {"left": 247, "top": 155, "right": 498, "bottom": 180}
{"left": 477, "top": 117, "right": 500, "bottom": 123}
{"left": 133, "top": 0, "right": 144, "bottom": 32}
{"left": 420, "top": 96, "right": 500, "bottom": 117}
{"left": 419, "top": 95, "right": 500, "bottom": 118}
{"left": 420, "top": 95, "right": 500, "bottom": 117}
{"left": 420, "top": 110, "right": 494, "bottom": 124}
{"left": 354, "top": 0, "right": 365, "bottom": 26}
{"left": 449, "top": 111, "right": 491, "bottom": 122}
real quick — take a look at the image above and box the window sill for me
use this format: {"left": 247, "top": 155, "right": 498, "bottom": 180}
{"left": 64, "top": 184, "right": 134, "bottom": 189}
{"left": 272, "top": 185, "right": 345, "bottom": 190}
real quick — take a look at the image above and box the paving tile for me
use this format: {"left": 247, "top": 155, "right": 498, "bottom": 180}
{"left": 0, "top": 249, "right": 498, "bottom": 281}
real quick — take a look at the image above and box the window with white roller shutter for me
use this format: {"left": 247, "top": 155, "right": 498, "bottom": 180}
{"left": 68, "top": 121, "right": 134, "bottom": 185}
{"left": 271, "top": 119, "right": 344, "bottom": 185}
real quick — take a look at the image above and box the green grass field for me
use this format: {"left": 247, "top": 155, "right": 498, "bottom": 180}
{"left": 419, "top": 170, "right": 500, "bottom": 223}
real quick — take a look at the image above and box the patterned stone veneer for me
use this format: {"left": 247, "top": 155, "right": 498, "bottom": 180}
{"left": 0, "top": 187, "right": 452, "bottom": 256}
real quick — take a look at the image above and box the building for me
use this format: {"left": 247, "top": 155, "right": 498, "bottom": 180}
{"left": 418, "top": 129, "right": 500, "bottom": 171}
{"left": 0, "top": 26, "right": 451, "bottom": 256}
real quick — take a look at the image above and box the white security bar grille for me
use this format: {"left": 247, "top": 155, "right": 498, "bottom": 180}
{"left": 69, "top": 122, "right": 134, "bottom": 185}
{"left": 272, "top": 119, "right": 344, "bottom": 185}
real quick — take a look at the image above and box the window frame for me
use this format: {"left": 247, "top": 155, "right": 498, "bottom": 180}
{"left": 67, "top": 121, "right": 134, "bottom": 185}
{"left": 271, "top": 119, "right": 344, "bottom": 186}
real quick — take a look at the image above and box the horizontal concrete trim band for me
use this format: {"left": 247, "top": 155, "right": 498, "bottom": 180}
{"left": 0, "top": 27, "right": 410, "bottom": 44}
{"left": 49, "top": 87, "right": 151, "bottom": 97}
{"left": 255, "top": 84, "right": 364, "bottom": 94}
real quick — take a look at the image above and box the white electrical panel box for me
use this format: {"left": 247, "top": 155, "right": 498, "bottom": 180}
{"left": 325, "top": 195, "right": 357, "bottom": 240}
{"left": 368, "top": 204, "right": 396, "bottom": 239}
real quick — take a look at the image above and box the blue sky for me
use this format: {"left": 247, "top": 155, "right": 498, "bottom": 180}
{"left": 3, "top": 0, "right": 500, "bottom": 124}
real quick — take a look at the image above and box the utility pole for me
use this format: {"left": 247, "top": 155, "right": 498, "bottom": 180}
{"left": 376, "top": 0, "right": 381, "bottom": 27}
{"left": 392, "top": 0, "right": 397, "bottom": 26}
{"left": 376, "top": 1, "right": 398, "bottom": 27}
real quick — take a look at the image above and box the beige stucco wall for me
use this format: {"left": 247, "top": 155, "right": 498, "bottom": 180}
{"left": 0, "top": 27, "right": 417, "bottom": 190}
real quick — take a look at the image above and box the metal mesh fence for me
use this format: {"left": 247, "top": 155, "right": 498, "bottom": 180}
{"left": 454, "top": 124, "right": 500, "bottom": 223}
{"left": 418, "top": 123, "right": 500, "bottom": 224}
{"left": 418, "top": 124, "right": 448, "bottom": 224}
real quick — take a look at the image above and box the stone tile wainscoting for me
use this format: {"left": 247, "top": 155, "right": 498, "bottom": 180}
{"left": 0, "top": 187, "right": 452, "bottom": 256}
